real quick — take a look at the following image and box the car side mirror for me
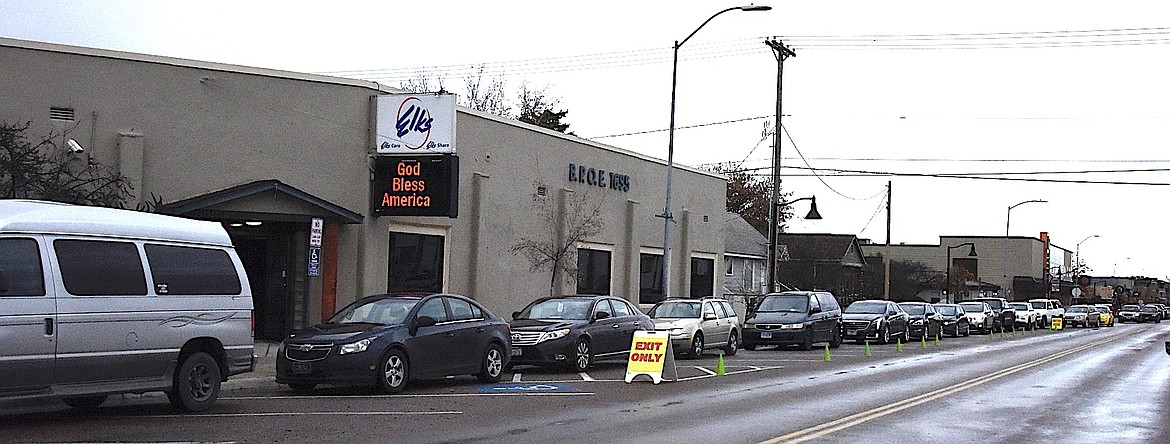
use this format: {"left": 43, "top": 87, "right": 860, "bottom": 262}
{"left": 809, "top": 306, "right": 821, "bottom": 315}
{"left": 704, "top": 313, "right": 717, "bottom": 320}
{"left": 512, "top": 311, "right": 521, "bottom": 320}
{"left": 410, "top": 315, "right": 437, "bottom": 335}
{"left": 593, "top": 311, "right": 611, "bottom": 322}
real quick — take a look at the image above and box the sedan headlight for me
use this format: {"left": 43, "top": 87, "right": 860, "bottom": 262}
{"left": 339, "top": 338, "right": 372, "bottom": 355}
{"left": 783, "top": 323, "right": 804, "bottom": 330}
{"left": 538, "top": 328, "right": 572, "bottom": 344}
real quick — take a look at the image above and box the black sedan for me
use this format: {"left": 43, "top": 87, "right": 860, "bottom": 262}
{"left": 932, "top": 304, "right": 971, "bottom": 337}
{"left": 1140, "top": 305, "right": 1163, "bottom": 323}
{"left": 275, "top": 293, "right": 510, "bottom": 393}
{"left": 509, "top": 295, "right": 651, "bottom": 372}
{"left": 898, "top": 302, "right": 943, "bottom": 340}
{"left": 842, "top": 300, "right": 909, "bottom": 344}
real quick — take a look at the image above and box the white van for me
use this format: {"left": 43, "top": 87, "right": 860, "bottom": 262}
{"left": 0, "top": 200, "right": 254, "bottom": 412}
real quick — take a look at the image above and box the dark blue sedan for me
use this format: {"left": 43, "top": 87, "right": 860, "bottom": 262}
{"left": 276, "top": 293, "right": 510, "bottom": 393}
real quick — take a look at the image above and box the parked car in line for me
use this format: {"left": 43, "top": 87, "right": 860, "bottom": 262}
{"left": 1118, "top": 304, "right": 1142, "bottom": 323}
{"left": 959, "top": 301, "right": 995, "bottom": 334}
{"left": 842, "top": 300, "right": 909, "bottom": 344}
{"left": 932, "top": 303, "right": 971, "bottom": 337}
{"left": 1139, "top": 305, "right": 1163, "bottom": 323}
{"left": 276, "top": 293, "right": 510, "bottom": 393}
{"left": 508, "top": 295, "right": 651, "bottom": 372}
{"left": 1063, "top": 305, "right": 1101, "bottom": 328}
{"left": 1009, "top": 301, "right": 1042, "bottom": 330}
{"left": 1155, "top": 304, "right": 1169, "bottom": 322}
{"left": 1028, "top": 298, "right": 1065, "bottom": 327}
{"left": 649, "top": 297, "right": 740, "bottom": 358}
{"left": 742, "top": 291, "right": 843, "bottom": 350}
{"left": 898, "top": 302, "right": 943, "bottom": 340}
{"left": 972, "top": 297, "right": 1017, "bottom": 332}
{"left": 1092, "top": 305, "right": 1115, "bottom": 327}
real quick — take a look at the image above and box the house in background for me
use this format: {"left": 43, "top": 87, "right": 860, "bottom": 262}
{"left": 777, "top": 233, "right": 867, "bottom": 306}
{"left": 722, "top": 212, "right": 768, "bottom": 316}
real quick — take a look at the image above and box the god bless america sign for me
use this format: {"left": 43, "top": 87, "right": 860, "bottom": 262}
{"left": 371, "top": 155, "right": 459, "bottom": 218}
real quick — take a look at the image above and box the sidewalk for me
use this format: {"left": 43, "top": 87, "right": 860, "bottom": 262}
{"left": 224, "top": 340, "right": 282, "bottom": 391}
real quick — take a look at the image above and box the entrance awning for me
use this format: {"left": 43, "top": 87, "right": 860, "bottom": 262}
{"left": 161, "top": 180, "right": 364, "bottom": 224}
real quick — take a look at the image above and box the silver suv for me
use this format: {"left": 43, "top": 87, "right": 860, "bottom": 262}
{"left": 648, "top": 298, "right": 740, "bottom": 358}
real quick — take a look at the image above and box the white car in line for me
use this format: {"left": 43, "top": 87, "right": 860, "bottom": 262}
{"left": 1027, "top": 298, "right": 1065, "bottom": 327}
{"left": 1009, "top": 302, "right": 1042, "bottom": 330}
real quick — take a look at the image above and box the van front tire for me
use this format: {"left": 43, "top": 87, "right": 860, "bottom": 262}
{"left": 168, "top": 351, "right": 221, "bottom": 412}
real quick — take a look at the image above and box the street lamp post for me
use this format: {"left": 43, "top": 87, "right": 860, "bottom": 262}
{"left": 1002, "top": 199, "right": 1046, "bottom": 299}
{"left": 661, "top": 4, "right": 770, "bottom": 300}
{"left": 1075, "top": 234, "right": 1100, "bottom": 276}
{"left": 767, "top": 196, "right": 822, "bottom": 292}
{"left": 946, "top": 243, "right": 977, "bottom": 303}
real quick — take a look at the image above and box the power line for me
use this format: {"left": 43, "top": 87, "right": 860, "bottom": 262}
{"left": 741, "top": 165, "right": 1170, "bottom": 186}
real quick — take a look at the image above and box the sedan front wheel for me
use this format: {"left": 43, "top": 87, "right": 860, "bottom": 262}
{"left": 571, "top": 338, "right": 592, "bottom": 372}
{"left": 378, "top": 349, "right": 409, "bottom": 393}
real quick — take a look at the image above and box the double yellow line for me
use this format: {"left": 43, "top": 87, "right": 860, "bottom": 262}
{"left": 761, "top": 336, "right": 1118, "bottom": 444}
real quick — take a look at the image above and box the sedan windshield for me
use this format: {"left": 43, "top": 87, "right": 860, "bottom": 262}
{"left": 1030, "top": 301, "right": 1047, "bottom": 309}
{"left": 757, "top": 295, "right": 808, "bottom": 313}
{"left": 518, "top": 298, "right": 593, "bottom": 320}
{"left": 959, "top": 303, "right": 984, "bottom": 313}
{"left": 649, "top": 301, "right": 701, "bottom": 318}
{"left": 1142, "top": 306, "right": 1159, "bottom": 312}
{"left": 1121, "top": 305, "right": 1140, "bottom": 311}
{"left": 1010, "top": 303, "right": 1030, "bottom": 311}
{"left": 1067, "top": 306, "right": 1088, "bottom": 313}
{"left": 328, "top": 297, "right": 418, "bottom": 325}
{"left": 846, "top": 301, "right": 887, "bottom": 315}
{"left": 936, "top": 306, "right": 959, "bottom": 316}
{"left": 899, "top": 304, "right": 925, "bottom": 315}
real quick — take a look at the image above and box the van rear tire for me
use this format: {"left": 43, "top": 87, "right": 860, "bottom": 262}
{"left": 168, "top": 351, "right": 221, "bottom": 412}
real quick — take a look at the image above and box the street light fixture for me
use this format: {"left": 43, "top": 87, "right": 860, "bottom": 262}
{"left": 1076, "top": 234, "right": 1100, "bottom": 275}
{"left": 946, "top": 242, "right": 978, "bottom": 303}
{"left": 1002, "top": 199, "right": 1046, "bottom": 299}
{"left": 766, "top": 196, "right": 822, "bottom": 293}
{"left": 661, "top": 4, "right": 771, "bottom": 300}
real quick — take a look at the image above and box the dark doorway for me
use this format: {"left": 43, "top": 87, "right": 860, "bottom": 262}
{"left": 231, "top": 223, "right": 297, "bottom": 341}
{"left": 388, "top": 232, "right": 444, "bottom": 293}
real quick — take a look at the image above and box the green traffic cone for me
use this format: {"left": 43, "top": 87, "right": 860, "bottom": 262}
{"left": 864, "top": 341, "right": 872, "bottom": 356}
{"left": 896, "top": 338, "right": 903, "bottom": 352}
{"left": 716, "top": 353, "right": 727, "bottom": 376}
{"left": 1000, "top": 329, "right": 1005, "bottom": 339}
{"left": 921, "top": 334, "right": 927, "bottom": 349}
{"left": 935, "top": 333, "right": 941, "bottom": 347}
{"left": 823, "top": 344, "right": 831, "bottom": 362}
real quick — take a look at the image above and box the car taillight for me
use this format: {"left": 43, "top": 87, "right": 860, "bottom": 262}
{"left": 251, "top": 310, "right": 255, "bottom": 338}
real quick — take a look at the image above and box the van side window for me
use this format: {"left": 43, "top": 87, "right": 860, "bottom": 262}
{"left": 144, "top": 244, "right": 242, "bottom": 295}
{"left": 54, "top": 239, "right": 147, "bottom": 296}
{"left": 0, "top": 238, "right": 46, "bottom": 296}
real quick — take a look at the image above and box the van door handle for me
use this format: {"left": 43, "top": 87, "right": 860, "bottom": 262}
{"left": 44, "top": 318, "right": 54, "bottom": 336}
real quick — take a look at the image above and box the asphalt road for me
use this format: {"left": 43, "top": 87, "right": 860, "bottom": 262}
{"left": 3, "top": 322, "right": 1167, "bottom": 443}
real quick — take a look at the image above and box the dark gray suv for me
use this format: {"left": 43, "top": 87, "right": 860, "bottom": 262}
{"left": 742, "top": 291, "right": 843, "bottom": 350}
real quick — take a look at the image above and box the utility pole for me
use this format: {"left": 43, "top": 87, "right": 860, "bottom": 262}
{"left": 884, "top": 181, "right": 891, "bottom": 300}
{"left": 764, "top": 38, "right": 795, "bottom": 294}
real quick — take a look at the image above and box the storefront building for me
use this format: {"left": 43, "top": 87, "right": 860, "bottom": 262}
{"left": 0, "top": 38, "right": 726, "bottom": 340}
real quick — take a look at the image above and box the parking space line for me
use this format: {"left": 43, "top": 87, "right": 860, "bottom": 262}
{"left": 693, "top": 366, "right": 717, "bottom": 376}
{"left": 512, "top": 373, "right": 522, "bottom": 382}
{"left": 225, "top": 393, "right": 593, "bottom": 399}
{"left": 579, "top": 372, "right": 596, "bottom": 382}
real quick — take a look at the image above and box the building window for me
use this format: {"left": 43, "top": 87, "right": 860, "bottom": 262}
{"left": 743, "top": 260, "right": 755, "bottom": 289}
{"left": 639, "top": 253, "right": 664, "bottom": 304}
{"left": 577, "top": 248, "right": 611, "bottom": 295}
{"left": 388, "top": 231, "right": 444, "bottom": 293}
{"left": 690, "top": 257, "right": 715, "bottom": 297}
{"left": 725, "top": 258, "right": 734, "bottom": 276}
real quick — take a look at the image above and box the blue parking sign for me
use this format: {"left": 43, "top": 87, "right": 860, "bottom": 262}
{"left": 308, "top": 247, "right": 321, "bottom": 277}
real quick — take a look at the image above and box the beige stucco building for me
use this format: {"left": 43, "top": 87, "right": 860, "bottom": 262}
{"left": 0, "top": 38, "right": 727, "bottom": 340}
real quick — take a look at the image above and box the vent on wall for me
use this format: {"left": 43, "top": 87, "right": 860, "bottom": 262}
{"left": 49, "top": 107, "right": 75, "bottom": 121}
{"left": 536, "top": 186, "right": 547, "bottom": 197}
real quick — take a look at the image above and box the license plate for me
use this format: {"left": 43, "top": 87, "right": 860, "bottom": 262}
{"left": 760, "top": 332, "right": 772, "bottom": 339}
{"left": 292, "top": 362, "right": 312, "bottom": 375}
{"left": 847, "top": 330, "right": 858, "bottom": 335}
{"left": 511, "top": 348, "right": 523, "bottom": 357}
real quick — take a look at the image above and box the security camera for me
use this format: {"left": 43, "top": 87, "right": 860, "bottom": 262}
{"left": 67, "top": 139, "right": 84, "bottom": 154}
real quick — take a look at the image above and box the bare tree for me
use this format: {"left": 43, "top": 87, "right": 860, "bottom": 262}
{"left": 516, "top": 82, "right": 570, "bottom": 133}
{"left": 397, "top": 69, "right": 447, "bottom": 94}
{"left": 511, "top": 186, "right": 605, "bottom": 297}
{"left": 1, "top": 121, "right": 132, "bottom": 207}
{"left": 463, "top": 64, "right": 511, "bottom": 116}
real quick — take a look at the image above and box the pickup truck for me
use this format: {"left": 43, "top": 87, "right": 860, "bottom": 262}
{"left": 1027, "top": 298, "right": 1065, "bottom": 327}
{"left": 972, "top": 297, "right": 1017, "bottom": 332}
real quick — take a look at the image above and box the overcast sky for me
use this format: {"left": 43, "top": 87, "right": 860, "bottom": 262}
{"left": 3, "top": 0, "right": 1169, "bottom": 279}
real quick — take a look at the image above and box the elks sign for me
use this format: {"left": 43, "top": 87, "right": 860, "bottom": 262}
{"left": 375, "top": 94, "right": 456, "bottom": 154}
